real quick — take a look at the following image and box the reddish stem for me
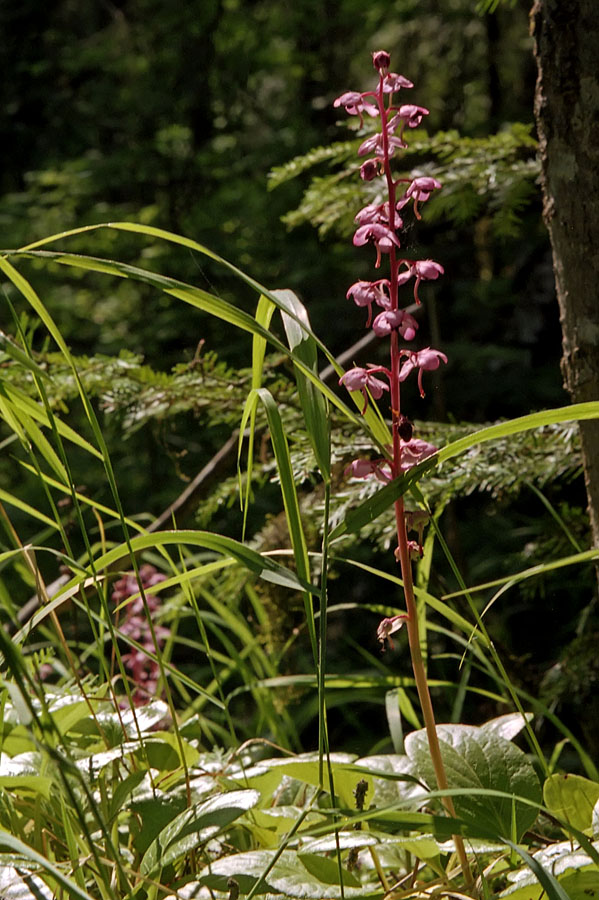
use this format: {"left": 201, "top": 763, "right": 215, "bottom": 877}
{"left": 374, "top": 71, "right": 472, "bottom": 885}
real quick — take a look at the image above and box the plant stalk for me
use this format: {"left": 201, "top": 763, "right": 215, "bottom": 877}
{"left": 394, "top": 494, "right": 472, "bottom": 884}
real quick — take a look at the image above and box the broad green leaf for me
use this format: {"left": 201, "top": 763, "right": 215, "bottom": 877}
{"left": 238, "top": 753, "right": 371, "bottom": 809}
{"left": 146, "top": 731, "right": 200, "bottom": 768}
{"left": 0, "top": 774, "right": 53, "bottom": 799}
{"left": 108, "top": 770, "right": 147, "bottom": 822}
{"left": 249, "top": 806, "right": 327, "bottom": 846}
{"left": 199, "top": 849, "right": 369, "bottom": 898}
{"left": 300, "top": 830, "right": 442, "bottom": 860}
{"left": 0, "top": 864, "right": 54, "bottom": 900}
{"left": 501, "top": 839, "right": 599, "bottom": 900}
{"left": 544, "top": 774, "right": 599, "bottom": 836}
{"left": 405, "top": 724, "right": 541, "bottom": 840}
{"left": 353, "top": 753, "right": 425, "bottom": 810}
{"left": 48, "top": 699, "right": 98, "bottom": 736}
{"left": 298, "top": 853, "right": 360, "bottom": 887}
{"left": 329, "top": 455, "right": 438, "bottom": 541}
{"left": 276, "top": 289, "right": 331, "bottom": 480}
{"left": 479, "top": 712, "right": 533, "bottom": 743}
{"left": 439, "top": 402, "right": 599, "bottom": 463}
{"left": 140, "top": 789, "right": 260, "bottom": 876}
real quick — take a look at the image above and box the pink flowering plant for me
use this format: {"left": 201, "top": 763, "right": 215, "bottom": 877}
{"left": 334, "top": 49, "right": 471, "bottom": 879}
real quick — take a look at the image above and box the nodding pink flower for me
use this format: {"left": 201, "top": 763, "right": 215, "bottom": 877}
{"left": 382, "top": 73, "right": 414, "bottom": 93}
{"left": 358, "top": 131, "right": 406, "bottom": 158}
{"left": 345, "top": 458, "right": 392, "bottom": 483}
{"left": 355, "top": 203, "right": 403, "bottom": 230}
{"left": 396, "top": 176, "right": 442, "bottom": 219}
{"left": 372, "top": 309, "right": 419, "bottom": 340}
{"left": 397, "top": 259, "right": 444, "bottom": 304}
{"left": 397, "top": 104, "right": 430, "bottom": 127}
{"left": 392, "top": 104, "right": 430, "bottom": 144}
{"left": 377, "top": 614, "right": 409, "bottom": 650}
{"left": 399, "top": 347, "right": 448, "bottom": 397}
{"left": 399, "top": 437, "right": 439, "bottom": 471}
{"left": 339, "top": 365, "right": 389, "bottom": 414}
{"left": 360, "top": 159, "right": 380, "bottom": 181}
{"left": 346, "top": 279, "right": 391, "bottom": 326}
{"left": 354, "top": 223, "right": 401, "bottom": 268}
{"left": 333, "top": 91, "right": 379, "bottom": 127}
{"left": 354, "top": 203, "right": 385, "bottom": 226}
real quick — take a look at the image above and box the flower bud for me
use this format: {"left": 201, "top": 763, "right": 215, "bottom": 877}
{"left": 372, "top": 50, "right": 391, "bottom": 72}
{"left": 397, "top": 415, "right": 413, "bottom": 442}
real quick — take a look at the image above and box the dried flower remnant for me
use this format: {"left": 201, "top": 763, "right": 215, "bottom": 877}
{"left": 377, "top": 614, "right": 409, "bottom": 650}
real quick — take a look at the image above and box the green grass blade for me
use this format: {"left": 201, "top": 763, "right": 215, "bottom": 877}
{"left": 443, "top": 547, "right": 599, "bottom": 599}
{"left": 0, "top": 329, "right": 51, "bottom": 380}
{"left": 67, "top": 529, "right": 316, "bottom": 595}
{"left": 2, "top": 382, "right": 102, "bottom": 459}
{"left": 276, "top": 289, "right": 331, "bottom": 482}
{"left": 0, "top": 830, "right": 96, "bottom": 900}
{"left": 239, "top": 293, "right": 276, "bottom": 534}
{"left": 253, "top": 387, "right": 317, "bottom": 663}
{"left": 439, "top": 401, "right": 599, "bottom": 462}
{"left": 6, "top": 247, "right": 374, "bottom": 438}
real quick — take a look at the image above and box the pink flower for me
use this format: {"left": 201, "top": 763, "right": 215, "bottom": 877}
{"left": 397, "top": 104, "right": 429, "bottom": 128}
{"left": 396, "top": 176, "right": 442, "bottom": 219}
{"left": 354, "top": 224, "right": 401, "bottom": 267}
{"left": 382, "top": 73, "right": 414, "bottom": 93}
{"left": 396, "top": 259, "right": 444, "bottom": 304}
{"left": 346, "top": 279, "right": 390, "bottom": 325}
{"left": 345, "top": 458, "right": 392, "bottom": 483}
{"left": 333, "top": 91, "right": 379, "bottom": 127}
{"left": 389, "top": 105, "right": 430, "bottom": 145}
{"left": 372, "top": 309, "right": 418, "bottom": 340}
{"left": 354, "top": 203, "right": 403, "bottom": 230}
{"left": 358, "top": 131, "right": 407, "bottom": 158}
{"left": 377, "top": 614, "right": 409, "bottom": 650}
{"left": 399, "top": 347, "right": 448, "bottom": 397}
{"left": 354, "top": 203, "right": 385, "bottom": 226}
{"left": 399, "top": 437, "right": 439, "bottom": 471}
{"left": 339, "top": 365, "right": 389, "bottom": 414}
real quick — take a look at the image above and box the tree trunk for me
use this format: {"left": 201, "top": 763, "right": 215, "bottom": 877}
{"left": 531, "top": 0, "right": 599, "bottom": 548}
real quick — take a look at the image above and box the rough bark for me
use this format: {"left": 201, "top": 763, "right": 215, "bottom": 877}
{"left": 531, "top": 0, "right": 599, "bottom": 547}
